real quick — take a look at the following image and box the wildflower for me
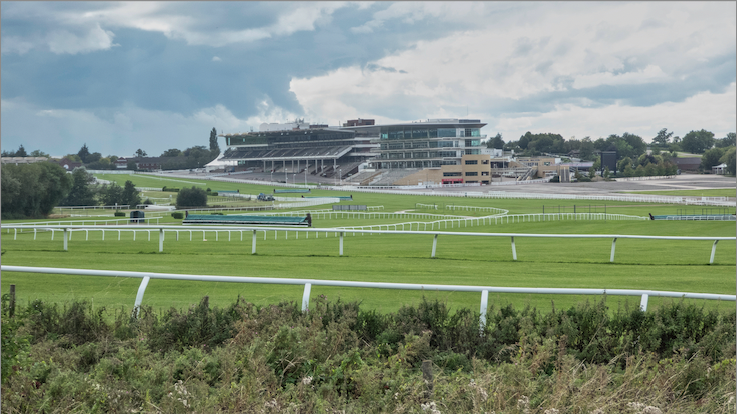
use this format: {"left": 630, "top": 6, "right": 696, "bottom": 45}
{"left": 302, "top": 376, "right": 313, "bottom": 385}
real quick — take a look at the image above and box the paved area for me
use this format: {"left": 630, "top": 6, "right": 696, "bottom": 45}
{"left": 158, "top": 169, "right": 735, "bottom": 200}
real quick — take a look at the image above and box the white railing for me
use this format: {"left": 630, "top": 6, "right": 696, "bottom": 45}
{"left": 2, "top": 266, "right": 733, "bottom": 324}
{"left": 613, "top": 175, "right": 676, "bottom": 182}
{"left": 4, "top": 224, "right": 732, "bottom": 264}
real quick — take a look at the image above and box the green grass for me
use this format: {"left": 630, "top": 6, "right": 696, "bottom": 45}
{"left": 2, "top": 214, "right": 733, "bottom": 315}
{"left": 4, "top": 172, "right": 732, "bottom": 315}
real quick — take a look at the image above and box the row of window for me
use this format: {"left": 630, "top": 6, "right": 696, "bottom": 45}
{"left": 380, "top": 127, "right": 481, "bottom": 140}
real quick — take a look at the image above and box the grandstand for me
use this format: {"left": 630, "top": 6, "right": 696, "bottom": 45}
{"left": 220, "top": 123, "right": 376, "bottom": 180}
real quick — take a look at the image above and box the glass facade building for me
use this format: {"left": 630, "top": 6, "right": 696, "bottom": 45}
{"left": 339, "top": 119, "right": 487, "bottom": 169}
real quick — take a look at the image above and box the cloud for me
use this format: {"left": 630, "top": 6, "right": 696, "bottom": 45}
{"left": 46, "top": 23, "right": 118, "bottom": 55}
{"left": 572, "top": 65, "right": 669, "bottom": 89}
{"left": 212, "top": 56, "right": 221, "bottom": 62}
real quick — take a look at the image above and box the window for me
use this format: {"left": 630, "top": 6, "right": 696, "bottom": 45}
{"left": 465, "top": 160, "right": 478, "bottom": 165}
{"left": 465, "top": 171, "right": 478, "bottom": 176}
{"left": 443, "top": 172, "right": 462, "bottom": 177}
{"left": 438, "top": 128, "right": 456, "bottom": 138}
{"left": 481, "top": 171, "right": 489, "bottom": 176}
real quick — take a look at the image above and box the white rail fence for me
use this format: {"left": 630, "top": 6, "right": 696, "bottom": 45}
{"left": 4, "top": 224, "right": 732, "bottom": 264}
{"left": 2, "top": 266, "right": 734, "bottom": 325}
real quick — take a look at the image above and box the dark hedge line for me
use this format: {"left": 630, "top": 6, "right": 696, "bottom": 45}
{"left": 2, "top": 295, "right": 735, "bottom": 413}
{"left": 10, "top": 295, "right": 735, "bottom": 374}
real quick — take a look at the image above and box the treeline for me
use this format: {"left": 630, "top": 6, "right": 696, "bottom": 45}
{"left": 3, "top": 127, "right": 221, "bottom": 171}
{"left": 1, "top": 164, "right": 142, "bottom": 219}
{"left": 2, "top": 296, "right": 734, "bottom": 412}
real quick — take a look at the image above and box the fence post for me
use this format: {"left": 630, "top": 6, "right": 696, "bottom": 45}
{"left": 159, "top": 229, "right": 164, "bottom": 252}
{"left": 431, "top": 234, "right": 438, "bottom": 258}
{"left": 639, "top": 293, "right": 649, "bottom": 312}
{"left": 9, "top": 284, "right": 16, "bottom": 318}
{"left": 252, "top": 230, "right": 257, "bottom": 254}
{"left": 479, "top": 289, "right": 488, "bottom": 335}
{"left": 710, "top": 240, "right": 719, "bottom": 264}
{"left": 511, "top": 236, "right": 517, "bottom": 261}
{"left": 63, "top": 228, "right": 68, "bottom": 251}
{"left": 134, "top": 276, "right": 151, "bottom": 318}
{"left": 302, "top": 283, "right": 312, "bottom": 312}
{"left": 339, "top": 232, "right": 344, "bottom": 256}
{"left": 610, "top": 238, "right": 617, "bottom": 262}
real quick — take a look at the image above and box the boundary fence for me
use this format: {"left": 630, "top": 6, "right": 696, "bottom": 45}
{"left": 4, "top": 224, "right": 731, "bottom": 265}
{"left": 2, "top": 266, "right": 734, "bottom": 326}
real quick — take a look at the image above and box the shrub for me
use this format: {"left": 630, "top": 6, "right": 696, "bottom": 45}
{"left": 171, "top": 212, "right": 183, "bottom": 219}
{"left": 114, "top": 211, "right": 125, "bottom": 217}
{"left": 176, "top": 187, "right": 207, "bottom": 208}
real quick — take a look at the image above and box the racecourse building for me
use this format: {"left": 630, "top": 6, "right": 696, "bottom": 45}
{"left": 219, "top": 119, "right": 376, "bottom": 179}
{"left": 219, "top": 118, "right": 488, "bottom": 182}
{"left": 339, "top": 119, "right": 487, "bottom": 170}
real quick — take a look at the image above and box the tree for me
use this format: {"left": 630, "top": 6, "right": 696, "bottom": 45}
{"left": 700, "top": 147, "right": 726, "bottom": 172}
{"left": 59, "top": 167, "right": 98, "bottom": 206}
{"left": 715, "top": 132, "right": 736, "bottom": 148}
{"left": 127, "top": 159, "right": 138, "bottom": 170}
{"left": 681, "top": 129, "right": 715, "bottom": 154}
{"left": 487, "top": 133, "right": 504, "bottom": 149}
{"left": 161, "top": 148, "right": 182, "bottom": 157}
{"left": 1, "top": 162, "right": 71, "bottom": 218}
{"left": 100, "top": 183, "right": 124, "bottom": 206}
{"left": 14, "top": 145, "right": 28, "bottom": 157}
{"left": 122, "top": 180, "right": 142, "bottom": 207}
{"left": 209, "top": 128, "right": 220, "bottom": 155}
{"left": 652, "top": 128, "right": 673, "bottom": 147}
{"left": 135, "top": 149, "right": 148, "bottom": 158}
{"left": 78, "top": 144, "right": 91, "bottom": 163}
{"left": 29, "top": 149, "right": 50, "bottom": 157}
{"left": 719, "top": 147, "right": 736, "bottom": 175}
{"left": 176, "top": 186, "right": 208, "bottom": 208}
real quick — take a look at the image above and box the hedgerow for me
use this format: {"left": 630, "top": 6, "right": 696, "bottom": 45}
{"left": 1, "top": 295, "right": 734, "bottom": 413}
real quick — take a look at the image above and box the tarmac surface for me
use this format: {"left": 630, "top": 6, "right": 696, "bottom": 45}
{"left": 162, "top": 170, "right": 735, "bottom": 200}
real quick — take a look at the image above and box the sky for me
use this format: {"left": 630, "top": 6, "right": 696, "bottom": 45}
{"left": 2, "top": 1, "right": 735, "bottom": 158}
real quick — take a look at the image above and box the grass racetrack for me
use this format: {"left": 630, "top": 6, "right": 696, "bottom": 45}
{"left": 2, "top": 177, "right": 734, "bottom": 316}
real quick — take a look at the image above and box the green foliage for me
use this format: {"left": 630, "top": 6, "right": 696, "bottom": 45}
{"left": 114, "top": 211, "right": 126, "bottom": 217}
{"left": 1, "top": 162, "right": 72, "bottom": 219}
{"left": 122, "top": 180, "right": 141, "bottom": 207}
{"left": 652, "top": 128, "right": 673, "bottom": 147}
{"left": 176, "top": 186, "right": 208, "bottom": 208}
{"left": 719, "top": 147, "right": 736, "bottom": 175}
{"left": 714, "top": 132, "right": 736, "bottom": 148}
{"left": 681, "top": 129, "right": 715, "bottom": 154}
{"left": 1, "top": 297, "right": 734, "bottom": 413}
{"left": 486, "top": 133, "right": 504, "bottom": 149}
{"left": 161, "top": 186, "right": 180, "bottom": 192}
{"left": 209, "top": 127, "right": 220, "bottom": 155}
{"left": 1, "top": 294, "right": 31, "bottom": 385}
{"left": 77, "top": 143, "right": 91, "bottom": 164}
{"left": 171, "top": 212, "right": 184, "bottom": 219}
{"left": 59, "top": 167, "right": 98, "bottom": 206}
{"left": 700, "top": 147, "right": 726, "bottom": 172}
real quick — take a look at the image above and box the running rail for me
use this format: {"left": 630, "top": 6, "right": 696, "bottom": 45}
{"left": 2, "top": 266, "right": 734, "bottom": 330}
{"left": 4, "top": 224, "right": 734, "bottom": 264}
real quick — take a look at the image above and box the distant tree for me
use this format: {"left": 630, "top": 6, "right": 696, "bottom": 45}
{"left": 652, "top": 128, "right": 673, "bottom": 147}
{"left": 78, "top": 144, "right": 90, "bottom": 163}
{"left": 209, "top": 127, "right": 220, "bottom": 155}
{"left": 592, "top": 157, "right": 601, "bottom": 171}
{"left": 87, "top": 152, "right": 102, "bottom": 164}
{"left": 87, "top": 157, "right": 114, "bottom": 170}
{"left": 487, "top": 133, "right": 504, "bottom": 149}
{"left": 176, "top": 186, "right": 208, "bottom": 208}
{"left": 14, "top": 145, "right": 28, "bottom": 157}
{"left": 122, "top": 180, "right": 142, "bottom": 207}
{"left": 1, "top": 162, "right": 71, "bottom": 218}
{"left": 714, "top": 132, "right": 736, "bottom": 148}
{"left": 578, "top": 137, "right": 595, "bottom": 160}
{"left": 59, "top": 167, "right": 98, "bottom": 206}
{"left": 108, "top": 155, "right": 119, "bottom": 163}
{"left": 719, "top": 147, "right": 736, "bottom": 175}
{"left": 184, "top": 145, "right": 216, "bottom": 168}
{"left": 161, "top": 148, "right": 182, "bottom": 157}
{"left": 603, "top": 166, "right": 611, "bottom": 179}
{"left": 29, "top": 149, "right": 50, "bottom": 158}
{"left": 700, "top": 147, "right": 726, "bottom": 172}
{"left": 617, "top": 157, "right": 633, "bottom": 173}
{"left": 127, "top": 159, "right": 138, "bottom": 171}
{"left": 135, "top": 148, "right": 147, "bottom": 158}
{"left": 64, "top": 154, "right": 83, "bottom": 163}
{"left": 99, "top": 183, "right": 124, "bottom": 206}
{"left": 681, "top": 129, "right": 715, "bottom": 154}
{"left": 588, "top": 167, "right": 596, "bottom": 179}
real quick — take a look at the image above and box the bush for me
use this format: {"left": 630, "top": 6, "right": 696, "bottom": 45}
{"left": 176, "top": 187, "right": 207, "bottom": 208}
{"left": 114, "top": 211, "right": 125, "bottom": 217}
{"left": 162, "top": 186, "right": 180, "bottom": 193}
{"left": 171, "top": 212, "right": 184, "bottom": 219}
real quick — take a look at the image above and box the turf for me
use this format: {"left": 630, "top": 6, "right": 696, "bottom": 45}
{"left": 3, "top": 173, "right": 733, "bottom": 314}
